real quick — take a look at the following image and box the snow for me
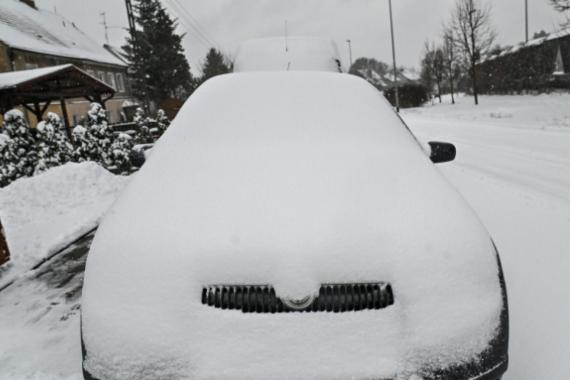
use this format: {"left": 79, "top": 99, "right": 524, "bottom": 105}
{"left": 481, "top": 27, "right": 570, "bottom": 63}
{"left": 0, "top": 0, "right": 125, "bottom": 67}
{"left": 0, "top": 162, "right": 129, "bottom": 286}
{"left": 0, "top": 65, "right": 111, "bottom": 91}
{"left": 1, "top": 89, "right": 568, "bottom": 379}
{"left": 0, "top": 65, "right": 70, "bottom": 90}
{"left": 234, "top": 37, "right": 342, "bottom": 72}
{"left": 82, "top": 73, "right": 502, "bottom": 379}
{"left": 402, "top": 93, "right": 570, "bottom": 379}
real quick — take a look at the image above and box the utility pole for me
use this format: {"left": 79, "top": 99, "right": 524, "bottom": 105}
{"left": 125, "top": 0, "right": 136, "bottom": 37}
{"left": 100, "top": 12, "right": 110, "bottom": 44}
{"left": 285, "top": 20, "right": 289, "bottom": 52}
{"left": 388, "top": 0, "right": 400, "bottom": 112}
{"left": 346, "top": 39, "right": 353, "bottom": 69}
{"left": 525, "top": 0, "right": 529, "bottom": 42}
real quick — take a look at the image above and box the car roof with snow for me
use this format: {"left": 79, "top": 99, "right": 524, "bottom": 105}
{"left": 233, "top": 37, "right": 342, "bottom": 72}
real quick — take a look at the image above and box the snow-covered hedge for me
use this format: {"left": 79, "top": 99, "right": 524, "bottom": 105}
{"left": 0, "top": 104, "right": 171, "bottom": 188}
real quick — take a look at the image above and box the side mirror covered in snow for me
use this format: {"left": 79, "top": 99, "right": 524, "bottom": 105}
{"left": 429, "top": 142, "right": 456, "bottom": 164}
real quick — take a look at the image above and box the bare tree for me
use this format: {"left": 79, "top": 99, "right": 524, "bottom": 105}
{"left": 550, "top": 0, "right": 570, "bottom": 11}
{"left": 450, "top": 0, "right": 496, "bottom": 105}
{"left": 442, "top": 28, "right": 458, "bottom": 105}
{"left": 421, "top": 42, "right": 445, "bottom": 103}
{"left": 550, "top": 0, "right": 570, "bottom": 25}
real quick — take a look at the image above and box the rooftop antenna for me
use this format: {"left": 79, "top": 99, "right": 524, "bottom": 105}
{"left": 285, "top": 20, "right": 289, "bottom": 52}
{"left": 100, "top": 12, "right": 110, "bottom": 44}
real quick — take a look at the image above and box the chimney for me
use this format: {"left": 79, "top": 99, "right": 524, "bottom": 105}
{"left": 20, "top": 0, "right": 36, "bottom": 9}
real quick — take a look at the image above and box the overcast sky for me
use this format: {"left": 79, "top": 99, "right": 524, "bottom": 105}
{"left": 37, "top": 0, "right": 566, "bottom": 73}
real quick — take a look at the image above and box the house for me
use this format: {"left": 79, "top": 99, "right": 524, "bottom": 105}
{"left": 0, "top": 0, "right": 137, "bottom": 126}
{"left": 477, "top": 29, "right": 570, "bottom": 94}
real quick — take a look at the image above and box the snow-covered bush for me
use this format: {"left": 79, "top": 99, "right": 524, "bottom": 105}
{"left": 84, "top": 103, "right": 114, "bottom": 167}
{"left": 35, "top": 112, "right": 73, "bottom": 174}
{"left": 108, "top": 133, "right": 134, "bottom": 174}
{"left": 156, "top": 109, "right": 171, "bottom": 137}
{"left": 71, "top": 125, "right": 92, "bottom": 163}
{"left": 133, "top": 107, "right": 155, "bottom": 145}
{"left": 0, "top": 110, "right": 38, "bottom": 187}
{"left": 71, "top": 103, "right": 137, "bottom": 174}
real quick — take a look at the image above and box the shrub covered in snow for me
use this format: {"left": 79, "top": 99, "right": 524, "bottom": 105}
{"left": 71, "top": 125, "right": 92, "bottom": 163}
{"left": 108, "top": 133, "right": 134, "bottom": 174}
{"left": 156, "top": 109, "right": 171, "bottom": 137}
{"left": 35, "top": 112, "right": 73, "bottom": 174}
{"left": 85, "top": 103, "right": 114, "bottom": 167}
{"left": 133, "top": 107, "right": 155, "bottom": 145}
{"left": 71, "top": 103, "right": 136, "bottom": 174}
{"left": 0, "top": 110, "right": 38, "bottom": 187}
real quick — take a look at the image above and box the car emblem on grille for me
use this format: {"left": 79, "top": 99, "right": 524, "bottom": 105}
{"left": 282, "top": 295, "right": 315, "bottom": 311}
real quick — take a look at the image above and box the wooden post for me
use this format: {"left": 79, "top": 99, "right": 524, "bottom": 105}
{"left": 0, "top": 220, "right": 10, "bottom": 267}
{"left": 60, "top": 97, "right": 72, "bottom": 140}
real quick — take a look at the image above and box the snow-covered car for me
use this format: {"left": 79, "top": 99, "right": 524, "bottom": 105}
{"left": 81, "top": 70, "right": 508, "bottom": 380}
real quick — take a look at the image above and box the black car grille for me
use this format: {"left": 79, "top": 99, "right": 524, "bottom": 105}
{"left": 201, "top": 283, "right": 394, "bottom": 313}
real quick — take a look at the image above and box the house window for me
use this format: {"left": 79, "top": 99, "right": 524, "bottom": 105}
{"left": 553, "top": 45, "right": 565, "bottom": 75}
{"left": 86, "top": 69, "right": 96, "bottom": 78}
{"left": 97, "top": 71, "right": 106, "bottom": 82}
{"left": 115, "top": 73, "right": 126, "bottom": 92}
{"left": 107, "top": 72, "right": 117, "bottom": 89}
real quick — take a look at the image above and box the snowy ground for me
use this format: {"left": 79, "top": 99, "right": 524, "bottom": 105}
{"left": 0, "top": 94, "right": 569, "bottom": 379}
{"left": 0, "top": 162, "right": 129, "bottom": 289}
{"left": 0, "top": 163, "right": 128, "bottom": 380}
{"left": 403, "top": 93, "right": 570, "bottom": 380}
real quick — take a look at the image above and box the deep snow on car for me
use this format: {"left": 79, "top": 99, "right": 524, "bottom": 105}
{"left": 81, "top": 66, "right": 508, "bottom": 379}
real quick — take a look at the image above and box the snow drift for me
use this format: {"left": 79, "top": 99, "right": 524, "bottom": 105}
{"left": 0, "top": 162, "right": 128, "bottom": 274}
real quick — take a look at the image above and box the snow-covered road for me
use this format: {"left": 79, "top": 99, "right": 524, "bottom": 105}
{"left": 403, "top": 94, "right": 570, "bottom": 380}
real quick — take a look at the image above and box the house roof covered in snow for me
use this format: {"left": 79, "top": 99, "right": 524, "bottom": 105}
{"left": 481, "top": 28, "right": 570, "bottom": 64}
{"left": 0, "top": 64, "right": 115, "bottom": 114}
{"left": 0, "top": 0, "right": 125, "bottom": 67}
{"left": 0, "top": 64, "right": 114, "bottom": 90}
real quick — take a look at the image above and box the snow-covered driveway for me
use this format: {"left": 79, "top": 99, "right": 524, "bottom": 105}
{"left": 402, "top": 94, "right": 570, "bottom": 380}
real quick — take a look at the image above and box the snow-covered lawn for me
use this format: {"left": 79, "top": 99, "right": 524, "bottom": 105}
{"left": 402, "top": 93, "right": 570, "bottom": 380}
{"left": 0, "top": 94, "right": 568, "bottom": 379}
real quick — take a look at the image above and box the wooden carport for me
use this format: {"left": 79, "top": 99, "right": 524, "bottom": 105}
{"left": 0, "top": 64, "right": 116, "bottom": 138}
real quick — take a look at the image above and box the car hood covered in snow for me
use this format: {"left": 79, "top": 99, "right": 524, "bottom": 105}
{"left": 83, "top": 72, "right": 503, "bottom": 380}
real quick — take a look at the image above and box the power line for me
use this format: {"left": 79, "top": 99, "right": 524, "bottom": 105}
{"left": 165, "top": 0, "right": 220, "bottom": 49}
{"left": 170, "top": 0, "right": 220, "bottom": 48}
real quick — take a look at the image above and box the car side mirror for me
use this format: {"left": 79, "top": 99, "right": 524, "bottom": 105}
{"left": 429, "top": 141, "right": 456, "bottom": 164}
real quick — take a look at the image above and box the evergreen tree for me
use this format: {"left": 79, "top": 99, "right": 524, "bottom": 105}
{"left": 35, "top": 112, "right": 73, "bottom": 174}
{"left": 109, "top": 133, "right": 134, "bottom": 174}
{"left": 71, "top": 125, "right": 91, "bottom": 163}
{"left": 0, "top": 110, "right": 37, "bottom": 186}
{"left": 123, "top": 0, "right": 194, "bottom": 104}
{"left": 156, "top": 109, "right": 170, "bottom": 137}
{"left": 86, "top": 103, "right": 114, "bottom": 167}
{"left": 199, "top": 48, "right": 232, "bottom": 84}
{"left": 133, "top": 107, "right": 154, "bottom": 144}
